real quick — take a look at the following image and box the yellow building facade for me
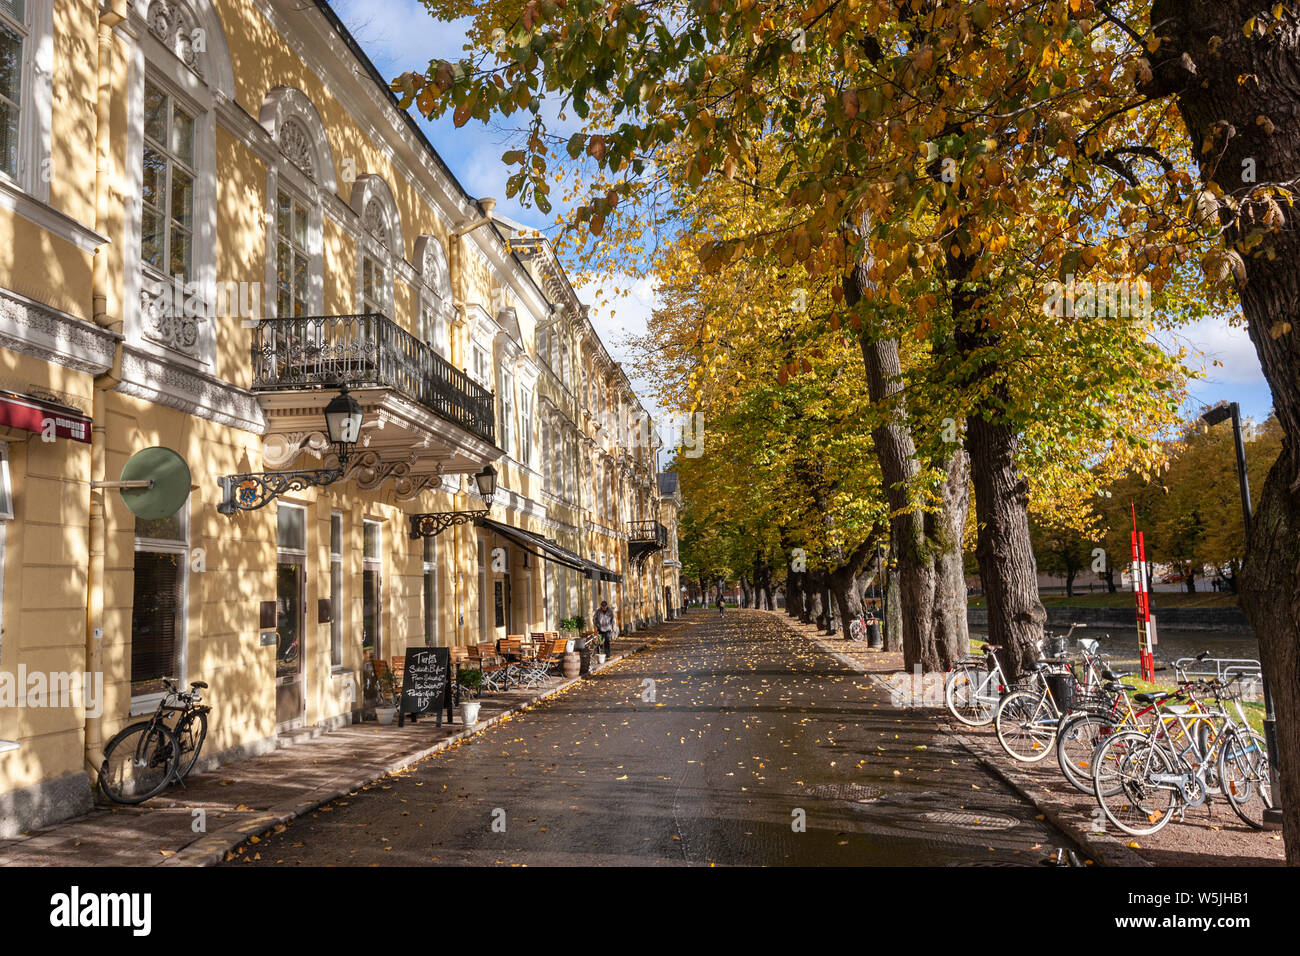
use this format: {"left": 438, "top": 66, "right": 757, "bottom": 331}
{"left": 0, "top": 0, "right": 676, "bottom": 835}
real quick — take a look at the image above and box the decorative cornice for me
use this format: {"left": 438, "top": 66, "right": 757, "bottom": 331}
{"left": 116, "top": 346, "right": 267, "bottom": 434}
{"left": 0, "top": 290, "right": 119, "bottom": 375}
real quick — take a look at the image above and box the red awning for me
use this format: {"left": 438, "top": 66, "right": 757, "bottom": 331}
{"left": 0, "top": 392, "right": 92, "bottom": 443}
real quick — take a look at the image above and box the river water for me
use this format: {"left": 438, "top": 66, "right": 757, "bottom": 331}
{"left": 970, "top": 626, "right": 1261, "bottom": 675}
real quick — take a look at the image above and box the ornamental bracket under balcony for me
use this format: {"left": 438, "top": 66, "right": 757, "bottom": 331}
{"left": 250, "top": 314, "right": 499, "bottom": 492}
{"left": 627, "top": 519, "right": 668, "bottom": 569}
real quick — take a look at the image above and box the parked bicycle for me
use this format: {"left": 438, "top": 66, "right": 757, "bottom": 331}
{"left": 1090, "top": 670, "right": 1272, "bottom": 835}
{"left": 992, "top": 624, "right": 1097, "bottom": 762}
{"left": 98, "top": 678, "right": 211, "bottom": 805}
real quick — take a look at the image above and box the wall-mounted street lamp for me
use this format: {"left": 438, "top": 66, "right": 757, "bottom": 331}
{"left": 408, "top": 465, "right": 498, "bottom": 538}
{"left": 218, "top": 387, "right": 364, "bottom": 514}
{"left": 1200, "top": 400, "right": 1281, "bottom": 827}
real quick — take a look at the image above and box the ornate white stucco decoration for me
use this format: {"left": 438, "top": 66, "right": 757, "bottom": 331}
{"left": 279, "top": 119, "right": 315, "bottom": 180}
{"left": 363, "top": 198, "right": 389, "bottom": 245}
{"left": 342, "top": 449, "right": 444, "bottom": 500}
{"left": 147, "top": 1, "right": 203, "bottom": 78}
{"left": 140, "top": 284, "right": 203, "bottom": 356}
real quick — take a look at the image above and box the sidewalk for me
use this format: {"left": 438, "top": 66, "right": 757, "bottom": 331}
{"left": 0, "top": 619, "right": 686, "bottom": 867}
{"left": 774, "top": 610, "right": 1286, "bottom": 867}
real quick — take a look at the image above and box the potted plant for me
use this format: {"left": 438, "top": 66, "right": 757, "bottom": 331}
{"left": 457, "top": 668, "right": 483, "bottom": 726}
{"left": 375, "top": 669, "right": 400, "bottom": 725}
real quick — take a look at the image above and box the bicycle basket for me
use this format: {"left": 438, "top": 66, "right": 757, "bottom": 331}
{"left": 1045, "top": 673, "right": 1075, "bottom": 712}
{"left": 1043, "top": 635, "right": 1068, "bottom": 659}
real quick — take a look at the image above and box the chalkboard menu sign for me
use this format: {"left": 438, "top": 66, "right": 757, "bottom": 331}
{"left": 397, "top": 646, "right": 454, "bottom": 727}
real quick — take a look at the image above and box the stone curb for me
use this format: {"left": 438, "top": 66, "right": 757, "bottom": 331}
{"left": 766, "top": 610, "right": 1147, "bottom": 868}
{"left": 167, "top": 620, "right": 689, "bottom": 867}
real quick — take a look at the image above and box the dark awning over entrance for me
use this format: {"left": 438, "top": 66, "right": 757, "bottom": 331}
{"left": 477, "top": 517, "right": 623, "bottom": 583}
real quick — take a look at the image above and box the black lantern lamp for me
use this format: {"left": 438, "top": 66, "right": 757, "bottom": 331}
{"left": 409, "top": 464, "right": 499, "bottom": 538}
{"left": 323, "top": 386, "right": 364, "bottom": 467}
{"left": 218, "top": 386, "right": 364, "bottom": 514}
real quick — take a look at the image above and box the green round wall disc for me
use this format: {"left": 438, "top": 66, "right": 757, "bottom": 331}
{"left": 119, "top": 447, "right": 192, "bottom": 520}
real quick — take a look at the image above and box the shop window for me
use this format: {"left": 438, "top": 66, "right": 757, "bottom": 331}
{"left": 363, "top": 519, "right": 381, "bottom": 658}
{"left": 330, "top": 511, "right": 343, "bottom": 667}
{"left": 130, "top": 503, "right": 189, "bottom": 698}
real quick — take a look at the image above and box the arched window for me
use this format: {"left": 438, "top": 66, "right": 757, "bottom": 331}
{"left": 349, "top": 174, "right": 401, "bottom": 318}
{"left": 259, "top": 87, "right": 334, "bottom": 319}
{"left": 127, "top": 0, "right": 235, "bottom": 366}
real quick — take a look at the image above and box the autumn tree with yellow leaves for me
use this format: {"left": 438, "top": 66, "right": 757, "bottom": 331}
{"left": 399, "top": 0, "right": 1300, "bottom": 859}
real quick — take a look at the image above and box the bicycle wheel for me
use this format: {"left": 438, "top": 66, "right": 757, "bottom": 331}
{"left": 995, "top": 691, "right": 1057, "bottom": 762}
{"left": 1219, "top": 729, "right": 1272, "bottom": 830}
{"left": 848, "top": 620, "right": 865, "bottom": 642}
{"left": 945, "top": 664, "right": 996, "bottom": 726}
{"left": 98, "top": 720, "right": 180, "bottom": 804}
{"left": 1092, "top": 731, "right": 1179, "bottom": 836}
{"left": 1056, "top": 712, "right": 1117, "bottom": 795}
{"left": 172, "top": 709, "right": 208, "bottom": 780}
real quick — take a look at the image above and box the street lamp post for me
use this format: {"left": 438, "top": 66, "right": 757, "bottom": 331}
{"left": 1201, "top": 401, "right": 1282, "bottom": 828}
{"left": 408, "top": 465, "right": 498, "bottom": 538}
{"left": 218, "top": 386, "right": 364, "bottom": 514}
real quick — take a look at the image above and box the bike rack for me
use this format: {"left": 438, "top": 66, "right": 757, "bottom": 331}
{"left": 1172, "top": 656, "right": 1261, "bottom": 681}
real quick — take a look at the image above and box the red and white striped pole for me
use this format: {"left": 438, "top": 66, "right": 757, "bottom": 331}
{"left": 1131, "top": 503, "right": 1157, "bottom": 682}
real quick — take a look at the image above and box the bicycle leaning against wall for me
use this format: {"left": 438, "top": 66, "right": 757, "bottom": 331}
{"left": 97, "top": 677, "right": 211, "bottom": 805}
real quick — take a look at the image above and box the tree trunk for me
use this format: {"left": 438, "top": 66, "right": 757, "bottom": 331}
{"left": 786, "top": 568, "right": 804, "bottom": 617}
{"left": 964, "top": 416, "right": 1047, "bottom": 680}
{"left": 1148, "top": 0, "right": 1300, "bottom": 863}
{"left": 884, "top": 543, "right": 904, "bottom": 653}
{"left": 1065, "top": 569, "right": 1076, "bottom": 599}
{"left": 1102, "top": 566, "right": 1117, "bottom": 594}
{"left": 1185, "top": 572, "right": 1197, "bottom": 594}
{"left": 828, "top": 539, "right": 879, "bottom": 640}
{"left": 846, "top": 265, "right": 968, "bottom": 670}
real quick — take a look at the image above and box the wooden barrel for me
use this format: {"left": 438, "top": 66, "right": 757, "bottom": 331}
{"left": 562, "top": 652, "right": 581, "bottom": 679}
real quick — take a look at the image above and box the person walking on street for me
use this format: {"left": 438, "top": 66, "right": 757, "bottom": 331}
{"left": 594, "top": 600, "right": 617, "bottom": 658}
{"left": 716, "top": 596, "right": 725, "bottom": 617}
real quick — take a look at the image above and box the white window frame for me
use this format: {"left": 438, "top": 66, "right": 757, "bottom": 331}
{"left": 423, "top": 534, "right": 439, "bottom": 647}
{"left": 330, "top": 510, "right": 343, "bottom": 669}
{"left": 273, "top": 186, "right": 313, "bottom": 319}
{"left": 499, "top": 366, "right": 515, "bottom": 458}
{"left": 0, "top": 0, "right": 52, "bottom": 200}
{"left": 125, "top": 8, "right": 221, "bottom": 369}
{"left": 519, "top": 387, "right": 533, "bottom": 466}
{"left": 363, "top": 518, "right": 383, "bottom": 659}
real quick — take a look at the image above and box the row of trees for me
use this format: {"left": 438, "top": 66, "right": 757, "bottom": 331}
{"left": 402, "top": 0, "right": 1300, "bottom": 862}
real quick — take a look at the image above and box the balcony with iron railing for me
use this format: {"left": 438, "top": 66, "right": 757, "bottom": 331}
{"left": 251, "top": 314, "right": 496, "bottom": 446}
{"left": 628, "top": 519, "right": 669, "bottom": 548}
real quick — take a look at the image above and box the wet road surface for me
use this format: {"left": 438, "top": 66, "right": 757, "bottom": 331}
{"left": 231, "top": 611, "right": 1077, "bottom": 866}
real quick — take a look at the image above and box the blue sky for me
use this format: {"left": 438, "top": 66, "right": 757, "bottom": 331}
{"left": 329, "top": 0, "right": 1277, "bottom": 434}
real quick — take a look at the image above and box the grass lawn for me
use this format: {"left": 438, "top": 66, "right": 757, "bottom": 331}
{"left": 967, "top": 591, "right": 1241, "bottom": 610}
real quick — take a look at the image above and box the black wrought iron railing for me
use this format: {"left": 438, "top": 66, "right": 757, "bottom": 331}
{"left": 251, "top": 315, "right": 496, "bottom": 445}
{"left": 627, "top": 520, "right": 668, "bottom": 549}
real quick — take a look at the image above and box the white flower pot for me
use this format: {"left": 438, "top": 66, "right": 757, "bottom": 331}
{"left": 596, "top": 653, "right": 607, "bottom": 665}
{"left": 459, "top": 701, "right": 481, "bottom": 727}
{"left": 375, "top": 706, "right": 397, "bottom": 725}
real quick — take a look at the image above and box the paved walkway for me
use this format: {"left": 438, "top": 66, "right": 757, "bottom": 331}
{"left": 0, "top": 619, "right": 684, "bottom": 867}
{"left": 229, "top": 609, "right": 1074, "bottom": 866}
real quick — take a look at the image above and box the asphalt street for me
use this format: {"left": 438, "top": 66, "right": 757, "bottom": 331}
{"left": 231, "top": 610, "right": 1076, "bottom": 866}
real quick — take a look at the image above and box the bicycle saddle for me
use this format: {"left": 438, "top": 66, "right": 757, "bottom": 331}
{"left": 1134, "top": 691, "right": 1176, "bottom": 704}
{"left": 191, "top": 681, "right": 209, "bottom": 689}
